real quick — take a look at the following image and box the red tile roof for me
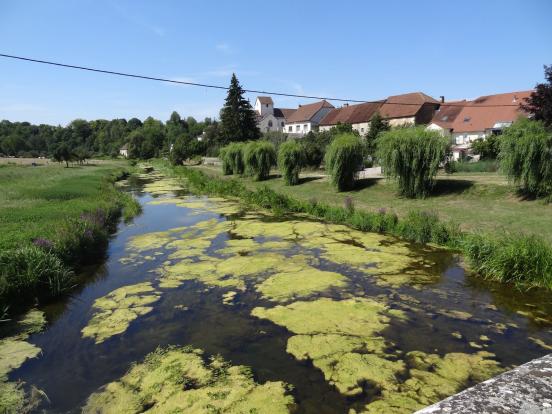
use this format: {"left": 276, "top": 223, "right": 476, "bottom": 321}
{"left": 450, "top": 91, "right": 532, "bottom": 133}
{"left": 430, "top": 101, "right": 466, "bottom": 129}
{"left": 274, "top": 108, "right": 296, "bottom": 121}
{"left": 257, "top": 96, "right": 273, "bottom": 105}
{"left": 286, "top": 100, "right": 334, "bottom": 123}
{"left": 380, "top": 92, "right": 440, "bottom": 119}
{"left": 319, "top": 102, "right": 384, "bottom": 126}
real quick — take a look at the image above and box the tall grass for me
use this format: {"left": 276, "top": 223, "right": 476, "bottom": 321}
{"left": 377, "top": 127, "right": 449, "bottom": 198}
{"left": 500, "top": 118, "right": 552, "bottom": 198}
{"left": 452, "top": 160, "right": 498, "bottom": 173}
{"left": 243, "top": 140, "right": 276, "bottom": 181}
{"left": 325, "top": 133, "right": 364, "bottom": 191}
{"left": 167, "top": 165, "right": 552, "bottom": 290}
{"left": 277, "top": 140, "right": 305, "bottom": 185}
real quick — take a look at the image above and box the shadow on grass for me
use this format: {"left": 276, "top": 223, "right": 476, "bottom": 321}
{"left": 432, "top": 179, "right": 474, "bottom": 196}
{"left": 299, "top": 176, "right": 324, "bottom": 184}
{"left": 351, "top": 177, "right": 383, "bottom": 192}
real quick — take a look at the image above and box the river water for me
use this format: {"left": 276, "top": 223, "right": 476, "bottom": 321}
{"left": 6, "top": 172, "right": 552, "bottom": 413}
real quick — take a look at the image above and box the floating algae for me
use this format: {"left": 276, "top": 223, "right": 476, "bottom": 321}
{"left": 0, "top": 309, "right": 46, "bottom": 413}
{"left": 361, "top": 351, "right": 504, "bottom": 413}
{"left": 222, "top": 291, "right": 238, "bottom": 305}
{"left": 142, "top": 177, "right": 183, "bottom": 195}
{"left": 148, "top": 196, "right": 243, "bottom": 216}
{"left": 81, "top": 282, "right": 161, "bottom": 344}
{"left": 256, "top": 267, "right": 347, "bottom": 302}
{"left": 252, "top": 298, "right": 406, "bottom": 396}
{"left": 82, "top": 346, "right": 294, "bottom": 414}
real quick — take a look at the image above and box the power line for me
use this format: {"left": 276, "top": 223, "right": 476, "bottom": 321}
{"left": 0, "top": 53, "right": 525, "bottom": 108}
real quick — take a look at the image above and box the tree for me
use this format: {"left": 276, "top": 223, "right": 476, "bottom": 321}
{"left": 377, "top": 127, "right": 449, "bottom": 198}
{"left": 522, "top": 65, "right": 552, "bottom": 127}
{"left": 52, "top": 143, "right": 73, "bottom": 167}
{"left": 278, "top": 140, "right": 305, "bottom": 185}
{"left": 365, "top": 112, "right": 389, "bottom": 156}
{"left": 325, "top": 133, "right": 364, "bottom": 191}
{"left": 472, "top": 134, "right": 501, "bottom": 160}
{"left": 219, "top": 142, "right": 245, "bottom": 175}
{"left": 220, "top": 74, "right": 260, "bottom": 143}
{"left": 500, "top": 118, "right": 552, "bottom": 198}
{"left": 243, "top": 141, "right": 276, "bottom": 181}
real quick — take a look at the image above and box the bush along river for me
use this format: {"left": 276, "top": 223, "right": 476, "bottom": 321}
{"left": 2, "top": 170, "right": 552, "bottom": 414}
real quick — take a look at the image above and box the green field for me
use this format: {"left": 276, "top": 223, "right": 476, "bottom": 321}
{"left": 194, "top": 164, "right": 552, "bottom": 243}
{"left": 0, "top": 161, "right": 130, "bottom": 250}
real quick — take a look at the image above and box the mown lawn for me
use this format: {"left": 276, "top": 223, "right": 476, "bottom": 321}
{"left": 0, "top": 161, "right": 128, "bottom": 251}
{"left": 194, "top": 164, "right": 552, "bottom": 242}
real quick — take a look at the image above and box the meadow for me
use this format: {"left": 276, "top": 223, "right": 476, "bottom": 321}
{"left": 0, "top": 160, "right": 139, "bottom": 314}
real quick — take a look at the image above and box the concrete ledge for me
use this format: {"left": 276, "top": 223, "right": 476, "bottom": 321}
{"left": 416, "top": 354, "right": 552, "bottom": 414}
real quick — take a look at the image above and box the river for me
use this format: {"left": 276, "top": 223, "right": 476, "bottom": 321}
{"left": 6, "top": 171, "right": 552, "bottom": 413}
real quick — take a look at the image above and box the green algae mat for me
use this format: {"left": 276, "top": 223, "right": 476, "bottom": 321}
{"left": 3, "top": 173, "right": 552, "bottom": 414}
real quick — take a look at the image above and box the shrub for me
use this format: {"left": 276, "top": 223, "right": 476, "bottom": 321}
{"left": 277, "top": 140, "right": 305, "bottom": 185}
{"left": 219, "top": 143, "right": 245, "bottom": 175}
{"left": 462, "top": 233, "right": 552, "bottom": 287}
{"left": 499, "top": 118, "right": 552, "bottom": 198}
{"left": 243, "top": 141, "right": 276, "bottom": 181}
{"left": 377, "top": 126, "right": 449, "bottom": 198}
{"left": 453, "top": 160, "right": 498, "bottom": 173}
{"left": 0, "top": 246, "right": 74, "bottom": 308}
{"left": 325, "top": 133, "right": 364, "bottom": 191}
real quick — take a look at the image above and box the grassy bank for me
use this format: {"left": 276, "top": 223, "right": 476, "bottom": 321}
{"left": 156, "top": 161, "right": 552, "bottom": 290}
{"left": 195, "top": 164, "right": 552, "bottom": 243}
{"left": 0, "top": 161, "right": 141, "bottom": 316}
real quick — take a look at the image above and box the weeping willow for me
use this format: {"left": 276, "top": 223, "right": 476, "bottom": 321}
{"left": 277, "top": 140, "right": 305, "bottom": 185}
{"left": 219, "top": 143, "right": 245, "bottom": 175}
{"left": 499, "top": 118, "right": 552, "bottom": 198}
{"left": 244, "top": 140, "right": 276, "bottom": 181}
{"left": 325, "top": 133, "right": 364, "bottom": 191}
{"left": 377, "top": 127, "right": 449, "bottom": 198}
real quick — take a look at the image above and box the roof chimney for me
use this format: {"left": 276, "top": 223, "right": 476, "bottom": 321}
{"left": 440, "top": 96, "right": 445, "bottom": 103}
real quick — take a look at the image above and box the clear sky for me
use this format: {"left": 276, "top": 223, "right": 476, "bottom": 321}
{"left": 1, "top": 0, "right": 551, "bottom": 125}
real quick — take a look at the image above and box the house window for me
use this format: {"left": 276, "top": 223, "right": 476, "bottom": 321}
{"left": 303, "top": 124, "right": 308, "bottom": 131}
{"left": 361, "top": 128, "right": 364, "bottom": 133}
{"left": 296, "top": 125, "right": 300, "bottom": 132}
{"left": 288, "top": 126, "right": 292, "bottom": 132}
{"left": 281, "top": 122, "right": 285, "bottom": 127}
{"left": 266, "top": 104, "right": 269, "bottom": 108}
{"left": 268, "top": 120, "right": 273, "bottom": 128}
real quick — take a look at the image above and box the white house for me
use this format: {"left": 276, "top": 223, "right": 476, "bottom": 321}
{"left": 119, "top": 144, "right": 129, "bottom": 158}
{"left": 283, "top": 100, "right": 334, "bottom": 136}
{"left": 254, "top": 96, "right": 295, "bottom": 133}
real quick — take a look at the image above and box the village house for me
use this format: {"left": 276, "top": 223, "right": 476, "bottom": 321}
{"left": 254, "top": 96, "right": 295, "bottom": 133}
{"left": 378, "top": 92, "right": 441, "bottom": 127}
{"left": 119, "top": 144, "right": 129, "bottom": 158}
{"left": 319, "top": 102, "right": 383, "bottom": 135}
{"left": 283, "top": 100, "right": 334, "bottom": 136}
{"left": 427, "top": 91, "right": 532, "bottom": 160}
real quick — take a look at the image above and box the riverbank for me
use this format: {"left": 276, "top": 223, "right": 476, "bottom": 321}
{"left": 155, "top": 161, "right": 552, "bottom": 290}
{"left": 0, "top": 161, "right": 141, "bottom": 316}
{"left": 195, "top": 164, "right": 552, "bottom": 242}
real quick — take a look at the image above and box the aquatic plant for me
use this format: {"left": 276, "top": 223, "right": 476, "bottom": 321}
{"left": 499, "top": 118, "right": 552, "bottom": 198}
{"left": 325, "top": 133, "right": 364, "bottom": 191}
{"left": 377, "top": 126, "right": 449, "bottom": 198}
{"left": 164, "top": 166, "right": 552, "bottom": 290}
{"left": 82, "top": 346, "right": 295, "bottom": 413}
{"left": 243, "top": 140, "right": 277, "bottom": 181}
{"left": 0, "top": 309, "right": 46, "bottom": 413}
{"left": 81, "top": 282, "right": 161, "bottom": 344}
{"left": 277, "top": 140, "right": 305, "bottom": 185}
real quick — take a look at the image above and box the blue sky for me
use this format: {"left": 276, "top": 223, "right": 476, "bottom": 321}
{"left": 1, "top": 0, "right": 551, "bottom": 125}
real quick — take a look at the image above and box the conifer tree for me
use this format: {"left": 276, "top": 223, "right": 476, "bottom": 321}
{"left": 220, "top": 74, "right": 260, "bottom": 143}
